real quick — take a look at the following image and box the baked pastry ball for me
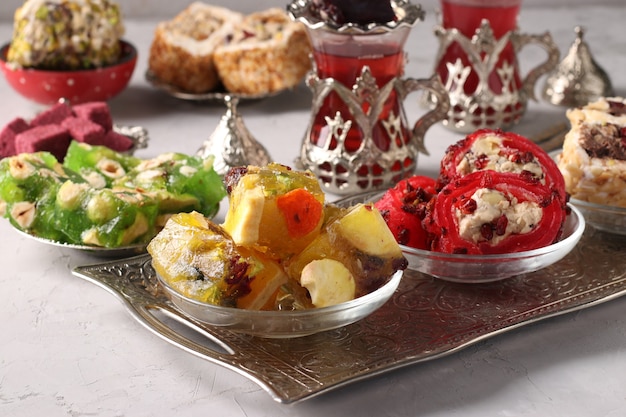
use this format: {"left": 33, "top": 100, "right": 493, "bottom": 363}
{"left": 7, "top": 0, "right": 125, "bottom": 70}
{"left": 148, "top": 2, "right": 243, "bottom": 93}
{"left": 213, "top": 8, "right": 312, "bottom": 96}
{"left": 557, "top": 96, "right": 626, "bottom": 207}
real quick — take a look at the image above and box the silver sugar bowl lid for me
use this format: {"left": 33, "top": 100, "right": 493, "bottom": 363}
{"left": 542, "top": 26, "right": 614, "bottom": 107}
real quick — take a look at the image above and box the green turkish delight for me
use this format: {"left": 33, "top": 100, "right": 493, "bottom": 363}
{"left": 54, "top": 181, "right": 159, "bottom": 247}
{"left": 63, "top": 141, "right": 140, "bottom": 188}
{"left": 0, "top": 152, "right": 79, "bottom": 241}
{"left": 116, "top": 153, "right": 226, "bottom": 218}
{"left": 0, "top": 143, "right": 227, "bottom": 248}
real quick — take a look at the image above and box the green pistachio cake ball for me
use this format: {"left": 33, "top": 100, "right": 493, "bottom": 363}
{"left": 7, "top": 0, "right": 125, "bottom": 70}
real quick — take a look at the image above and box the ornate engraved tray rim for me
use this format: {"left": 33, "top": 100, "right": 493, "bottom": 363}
{"left": 72, "top": 226, "right": 626, "bottom": 404}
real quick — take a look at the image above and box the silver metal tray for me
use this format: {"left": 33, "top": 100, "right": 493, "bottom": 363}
{"left": 13, "top": 226, "right": 147, "bottom": 258}
{"left": 72, "top": 226, "right": 626, "bottom": 404}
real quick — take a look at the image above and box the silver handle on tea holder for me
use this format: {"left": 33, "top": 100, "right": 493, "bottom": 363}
{"left": 512, "top": 31, "right": 561, "bottom": 102}
{"left": 399, "top": 74, "right": 451, "bottom": 156}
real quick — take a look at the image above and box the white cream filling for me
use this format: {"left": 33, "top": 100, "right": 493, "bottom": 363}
{"left": 456, "top": 188, "right": 543, "bottom": 245}
{"left": 456, "top": 133, "right": 545, "bottom": 183}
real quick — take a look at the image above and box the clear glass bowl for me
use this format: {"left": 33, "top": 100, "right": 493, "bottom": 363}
{"left": 400, "top": 203, "right": 584, "bottom": 283}
{"left": 156, "top": 268, "right": 403, "bottom": 338}
{"left": 334, "top": 192, "right": 585, "bottom": 283}
{"left": 569, "top": 198, "right": 626, "bottom": 236}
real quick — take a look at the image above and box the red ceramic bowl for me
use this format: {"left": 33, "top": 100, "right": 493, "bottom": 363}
{"left": 0, "top": 40, "right": 137, "bottom": 105}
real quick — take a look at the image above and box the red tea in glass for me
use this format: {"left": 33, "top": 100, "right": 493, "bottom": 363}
{"left": 432, "top": 0, "right": 559, "bottom": 132}
{"left": 311, "top": 48, "right": 407, "bottom": 154}
{"left": 289, "top": 0, "right": 450, "bottom": 194}
{"left": 437, "top": 0, "right": 522, "bottom": 96}
{"left": 441, "top": 0, "right": 520, "bottom": 38}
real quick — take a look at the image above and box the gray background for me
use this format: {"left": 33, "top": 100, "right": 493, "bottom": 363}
{"left": 0, "top": 0, "right": 623, "bottom": 19}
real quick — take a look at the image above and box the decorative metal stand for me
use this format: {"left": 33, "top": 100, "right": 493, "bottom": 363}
{"left": 196, "top": 95, "right": 272, "bottom": 176}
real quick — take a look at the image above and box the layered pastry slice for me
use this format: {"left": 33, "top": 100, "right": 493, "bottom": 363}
{"left": 213, "top": 8, "right": 312, "bottom": 96}
{"left": 557, "top": 97, "right": 626, "bottom": 207}
{"left": 148, "top": 2, "right": 243, "bottom": 93}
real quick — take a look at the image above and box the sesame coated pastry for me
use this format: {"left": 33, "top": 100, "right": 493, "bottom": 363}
{"left": 213, "top": 8, "right": 312, "bottom": 96}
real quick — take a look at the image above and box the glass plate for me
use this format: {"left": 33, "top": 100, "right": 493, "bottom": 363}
{"left": 156, "top": 268, "right": 403, "bottom": 338}
{"left": 568, "top": 197, "right": 626, "bottom": 236}
{"left": 401, "top": 204, "right": 584, "bottom": 283}
{"left": 335, "top": 193, "right": 585, "bottom": 283}
{"left": 145, "top": 70, "right": 282, "bottom": 102}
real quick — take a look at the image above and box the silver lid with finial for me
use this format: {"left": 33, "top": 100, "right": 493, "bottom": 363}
{"left": 197, "top": 95, "right": 272, "bottom": 176}
{"left": 542, "top": 26, "right": 614, "bottom": 107}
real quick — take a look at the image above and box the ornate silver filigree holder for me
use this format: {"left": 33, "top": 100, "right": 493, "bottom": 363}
{"left": 542, "top": 26, "right": 614, "bottom": 108}
{"left": 299, "top": 67, "right": 448, "bottom": 195}
{"left": 196, "top": 95, "right": 272, "bottom": 176}
{"left": 289, "top": 0, "right": 449, "bottom": 195}
{"left": 431, "top": 19, "right": 559, "bottom": 133}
